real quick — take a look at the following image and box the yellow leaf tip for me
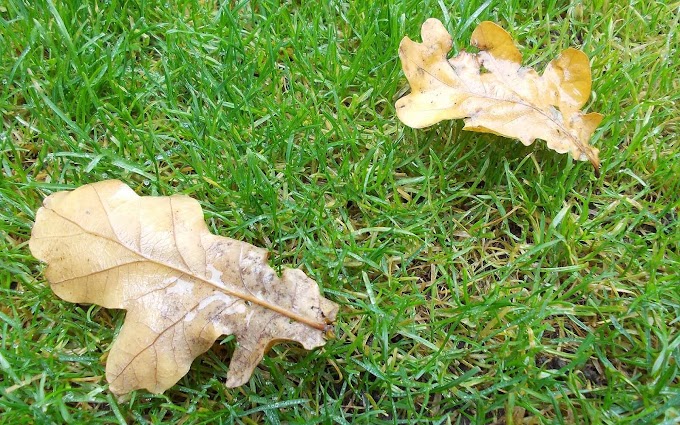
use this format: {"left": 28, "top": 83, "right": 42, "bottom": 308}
{"left": 420, "top": 18, "right": 452, "bottom": 52}
{"left": 471, "top": 21, "right": 522, "bottom": 63}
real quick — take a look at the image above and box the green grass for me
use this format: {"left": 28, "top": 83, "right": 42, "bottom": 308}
{"left": 1, "top": 0, "right": 678, "bottom": 423}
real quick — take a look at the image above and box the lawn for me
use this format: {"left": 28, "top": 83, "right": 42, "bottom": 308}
{"left": 1, "top": 0, "right": 678, "bottom": 423}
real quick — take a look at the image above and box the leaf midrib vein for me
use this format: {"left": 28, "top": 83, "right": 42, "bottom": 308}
{"left": 45, "top": 205, "right": 327, "bottom": 331}
{"left": 406, "top": 55, "right": 593, "bottom": 160}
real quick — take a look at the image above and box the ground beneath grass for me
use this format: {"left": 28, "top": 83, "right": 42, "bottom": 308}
{"left": 1, "top": 1, "right": 678, "bottom": 424}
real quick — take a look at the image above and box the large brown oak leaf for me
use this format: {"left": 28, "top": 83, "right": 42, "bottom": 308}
{"left": 29, "top": 180, "right": 338, "bottom": 395}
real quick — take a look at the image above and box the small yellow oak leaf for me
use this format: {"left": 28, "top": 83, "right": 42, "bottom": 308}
{"left": 396, "top": 19, "right": 603, "bottom": 174}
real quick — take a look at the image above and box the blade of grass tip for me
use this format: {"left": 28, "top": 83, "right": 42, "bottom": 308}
{"left": 45, "top": 0, "right": 76, "bottom": 56}
{"left": 457, "top": 0, "right": 493, "bottom": 37}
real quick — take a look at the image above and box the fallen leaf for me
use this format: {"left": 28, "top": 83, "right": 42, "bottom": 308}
{"left": 396, "top": 19, "right": 603, "bottom": 174}
{"left": 29, "top": 180, "right": 338, "bottom": 395}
